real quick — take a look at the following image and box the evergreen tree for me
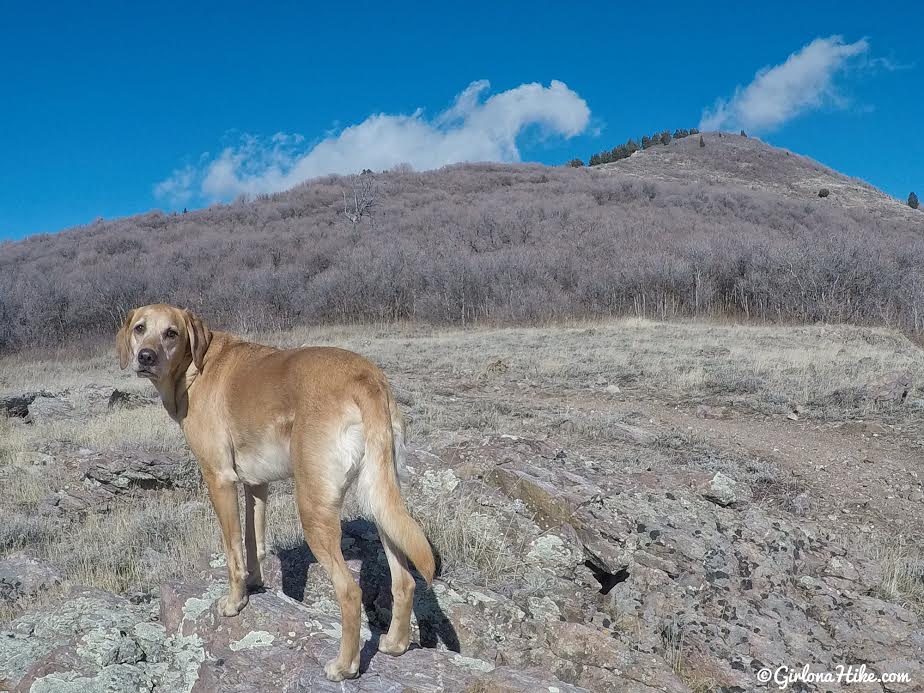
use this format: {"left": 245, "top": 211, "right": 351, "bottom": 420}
{"left": 660, "top": 131, "right": 671, "bottom": 146}
{"left": 641, "top": 135, "right": 651, "bottom": 149}
{"left": 699, "top": 135, "right": 705, "bottom": 148}
{"left": 909, "top": 192, "right": 920, "bottom": 209}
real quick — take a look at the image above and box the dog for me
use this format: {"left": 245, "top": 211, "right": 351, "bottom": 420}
{"left": 116, "top": 304, "right": 434, "bottom": 681}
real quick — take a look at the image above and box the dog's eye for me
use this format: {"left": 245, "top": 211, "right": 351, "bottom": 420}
{"left": 133, "top": 323, "right": 145, "bottom": 334}
{"left": 164, "top": 328, "right": 178, "bottom": 340}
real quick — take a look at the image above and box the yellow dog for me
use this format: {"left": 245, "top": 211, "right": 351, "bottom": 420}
{"left": 116, "top": 304, "right": 434, "bottom": 681}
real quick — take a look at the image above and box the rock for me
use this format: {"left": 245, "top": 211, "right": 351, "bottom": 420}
{"left": 542, "top": 621, "right": 688, "bottom": 692}
{"left": 38, "top": 450, "right": 196, "bottom": 516}
{"left": 524, "top": 596, "right": 561, "bottom": 623}
{"left": 38, "top": 487, "right": 111, "bottom": 516}
{"left": 605, "top": 384, "right": 621, "bottom": 395}
{"left": 0, "top": 587, "right": 184, "bottom": 692}
{"left": 1, "top": 581, "right": 474, "bottom": 692}
{"left": 0, "top": 391, "right": 54, "bottom": 419}
{"left": 5, "top": 433, "right": 924, "bottom": 692}
{"left": 419, "top": 468, "right": 460, "bottom": 495}
{"left": 25, "top": 396, "right": 74, "bottom": 422}
{"left": 0, "top": 555, "right": 61, "bottom": 604}
{"left": 107, "top": 389, "right": 151, "bottom": 410}
{"left": 696, "top": 404, "right": 727, "bottom": 420}
{"left": 103, "top": 633, "right": 148, "bottom": 665}
{"left": 1, "top": 395, "right": 34, "bottom": 419}
{"left": 83, "top": 450, "right": 197, "bottom": 494}
{"left": 157, "top": 578, "right": 584, "bottom": 693}
{"left": 525, "top": 535, "right": 577, "bottom": 571}
{"left": 702, "top": 471, "right": 750, "bottom": 507}
{"left": 866, "top": 370, "right": 913, "bottom": 404}
{"left": 463, "top": 667, "right": 590, "bottom": 692}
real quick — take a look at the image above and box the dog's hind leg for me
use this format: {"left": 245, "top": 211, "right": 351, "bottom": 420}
{"left": 244, "top": 483, "right": 268, "bottom": 590}
{"left": 295, "top": 485, "right": 361, "bottom": 681}
{"left": 377, "top": 533, "right": 416, "bottom": 655}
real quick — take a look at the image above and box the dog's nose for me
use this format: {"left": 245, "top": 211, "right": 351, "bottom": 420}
{"left": 138, "top": 349, "right": 157, "bottom": 368}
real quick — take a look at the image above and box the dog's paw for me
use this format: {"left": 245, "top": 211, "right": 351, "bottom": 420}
{"left": 377, "top": 634, "right": 410, "bottom": 656}
{"left": 324, "top": 657, "right": 360, "bottom": 681}
{"left": 217, "top": 593, "right": 248, "bottom": 617}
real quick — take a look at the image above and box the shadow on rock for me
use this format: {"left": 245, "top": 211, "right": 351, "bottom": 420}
{"left": 275, "top": 518, "right": 460, "bottom": 673}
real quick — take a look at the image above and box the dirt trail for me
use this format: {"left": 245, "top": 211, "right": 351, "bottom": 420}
{"left": 561, "top": 387, "right": 924, "bottom": 541}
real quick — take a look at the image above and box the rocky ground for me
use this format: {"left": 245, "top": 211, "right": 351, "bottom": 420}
{"left": 1, "top": 320, "right": 923, "bottom": 692}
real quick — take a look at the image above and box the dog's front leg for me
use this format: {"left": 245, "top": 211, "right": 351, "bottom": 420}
{"left": 204, "top": 471, "right": 249, "bottom": 616}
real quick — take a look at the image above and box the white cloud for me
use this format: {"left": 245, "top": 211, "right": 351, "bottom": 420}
{"left": 156, "top": 79, "right": 590, "bottom": 203}
{"left": 152, "top": 164, "right": 196, "bottom": 206}
{"left": 700, "top": 36, "right": 870, "bottom": 133}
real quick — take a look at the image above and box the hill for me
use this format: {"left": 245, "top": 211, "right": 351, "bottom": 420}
{"left": 598, "top": 132, "right": 916, "bottom": 222}
{"left": 1, "top": 133, "right": 922, "bottom": 351}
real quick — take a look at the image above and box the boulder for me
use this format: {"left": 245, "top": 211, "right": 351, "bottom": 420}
{"left": 26, "top": 396, "right": 75, "bottom": 422}
{"left": 39, "top": 450, "right": 197, "bottom": 516}
{"left": 38, "top": 487, "right": 111, "bottom": 517}
{"left": 866, "top": 370, "right": 913, "bottom": 405}
{"left": 0, "top": 576, "right": 588, "bottom": 693}
{"left": 0, "top": 556, "right": 61, "bottom": 604}
{"left": 0, "top": 392, "right": 54, "bottom": 420}
{"left": 83, "top": 450, "right": 197, "bottom": 494}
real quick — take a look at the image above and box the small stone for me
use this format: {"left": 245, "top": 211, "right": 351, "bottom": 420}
{"left": 702, "top": 472, "right": 750, "bottom": 507}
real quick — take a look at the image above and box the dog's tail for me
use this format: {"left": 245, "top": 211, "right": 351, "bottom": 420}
{"left": 354, "top": 374, "right": 435, "bottom": 584}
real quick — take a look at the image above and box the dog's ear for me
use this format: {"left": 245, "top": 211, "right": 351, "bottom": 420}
{"left": 184, "top": 309, "right": 212, "bottom": 372}
{"left": 116, "top": 309, "right": 136, "bottom": 370}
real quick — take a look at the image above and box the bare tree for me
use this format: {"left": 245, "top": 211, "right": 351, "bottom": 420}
{"left": 342, "top": 171, "right": 380, "bottom": 226}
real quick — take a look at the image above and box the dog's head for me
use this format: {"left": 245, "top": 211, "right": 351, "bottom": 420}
{"left": 116, "top": 304, "right": 211, "bottom": 382}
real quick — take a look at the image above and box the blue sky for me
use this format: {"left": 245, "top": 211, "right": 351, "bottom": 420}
{"left": 1, "top": 1, "right": 919, "bottom": 240}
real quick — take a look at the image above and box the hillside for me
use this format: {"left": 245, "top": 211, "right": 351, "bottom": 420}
{"left": 1, "top": 134, "right": 923, "bottom": 351}
{"left": 599, "top": 132, "right": 916, "bottom": 222}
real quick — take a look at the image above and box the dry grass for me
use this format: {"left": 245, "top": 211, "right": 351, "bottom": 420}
{"left": 411, "top": 485, "right": 529, "bottom": 586}
{"left": 75, "top": 407, "right": 185, "bottom": 453}
{"left": 870, "top": 537, "right": 924, "bottom": 615}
